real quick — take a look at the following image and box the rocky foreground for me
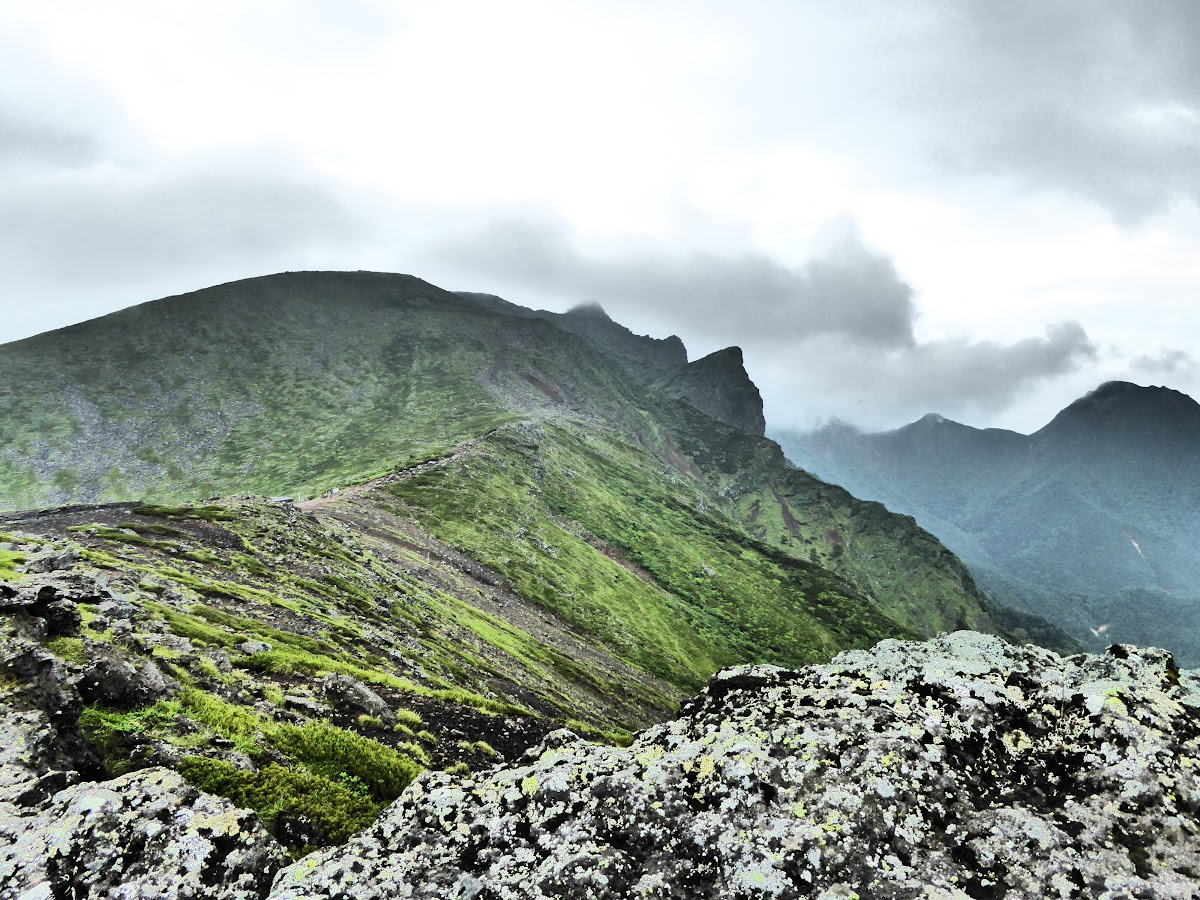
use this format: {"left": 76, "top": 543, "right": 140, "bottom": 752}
{"left": 3, "top": 632, "right": 1199, "bottom": 899}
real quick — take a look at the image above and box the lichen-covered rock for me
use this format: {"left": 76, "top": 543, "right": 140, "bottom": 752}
{"left": 0, "top": 767, "right": 287, "bottom": 899}
{"left": 272, "top": 633, "right": 1200, "bottom": 900}
{"left": 0, "top": 626, "right": 99, "bottom": 800}
{"left": 321, "top": 673, "right": 395, "bottom": 727}
{"left": 76, "top": 641, "right": 178, "bottom": 708}
{"left": 0, "top": 709, "right": 84, "bottom": 808}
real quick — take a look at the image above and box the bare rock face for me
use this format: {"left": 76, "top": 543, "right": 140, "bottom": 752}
{"left": 273, "top": 633, "right": 1200, "bottom": 899}
{"left": 0, "top": 767, "right": 287, "bottom": 899}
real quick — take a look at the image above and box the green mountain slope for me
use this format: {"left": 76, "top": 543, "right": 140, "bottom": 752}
{"left": 0, "top": 270, "right": 1011, "bottom": 642}
{"left": 0, "top": 269, "right": 1083, "bottom": 854}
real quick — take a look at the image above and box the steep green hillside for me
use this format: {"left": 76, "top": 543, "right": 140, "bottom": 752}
{"left": 0, "top": 272, "right": 644, "bottom": 508}
{"left": 385, "top": 422, "right": 908, "bottom": 693}
{"left": 0, "top": 271, "right": 1016, "bottom": 645}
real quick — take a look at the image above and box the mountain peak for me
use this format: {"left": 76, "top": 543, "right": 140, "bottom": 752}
{"left": 696, "top": 345, "right": 745, "bottom": 366}
{"left": 1046, "top": 380, "right": 1200, "bottom": 437}
{"left": 655, "top": 345, "right": 766, "bottom": 436}
{"left": 564, "top": 301, "right": 612, "bottom": 321}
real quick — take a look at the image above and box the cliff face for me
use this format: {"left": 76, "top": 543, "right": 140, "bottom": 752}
{"left": 5, "top": 626, "right": 1197, "bottom": 898}
{"left": 654, "top": 345, "right": 767, "bottom": 437}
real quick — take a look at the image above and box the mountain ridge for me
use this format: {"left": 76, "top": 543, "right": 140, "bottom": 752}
{"left": 775, "top": 380, "right": 1200, "bottom": 664}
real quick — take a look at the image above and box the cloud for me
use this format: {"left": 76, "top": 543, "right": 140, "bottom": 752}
{"left": 433, "top": 217, "right": 917, "bottom": 348}
{"left": 0, "top": 105, "right": 99, "bottom": 168}
{"left": 1130, "top": 348, "right": 1199, "bottom": 380}
{"left": 432, "top": 214, "right": 1099, "bottom": 429}
{"left": 916, "top": 3, "right": 1200, "bottom": 221}
{"left": 0, "top": 162, "right": 361, "bottom": 282}
{"left": 775, "top": 322, "right": 1099, "bottom": 427}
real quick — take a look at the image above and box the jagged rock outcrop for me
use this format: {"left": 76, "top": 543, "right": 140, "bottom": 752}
{"left": 653, "top": 346, "right": 767, "bottom": 436}
{"left": 0, "top": 767, "right": 287, "bottom": 899}
{"left": 274, "top": 633, "right": 1199, "bottom": 899}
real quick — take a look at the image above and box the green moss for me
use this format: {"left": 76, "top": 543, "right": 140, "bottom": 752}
{"left": 564, "top": 719, "right": 636, "bottom": 747}
{"left": 79, "top": 702, "right": 184, "bottom": 774}
{"left": 0, "top": 549, "right": 25, "bottom": 579}
{"left": 79, "top": 549, "right": 123, "bottom": 569}
{"left": 45, "top": 636, "right": 87, "bottom": 665}
{"left": 179, "top": 688, "right": 270, "bottom": 755}
{"left": 176, "top": 756, "right": 380, "bottom": 851}
{"left": 134, "top": 504, "right": 238, "bottom": 522}
{"left": 394, "top": 708, "right": 423, "bottom": 727}
{"left": 68, "top": 524, "right": 182, "bottom": 553}
{"left": 150, "top": 605, "right": 241, "bottom": 649}
{"left": 184, "top": 549, "right": 222, "bottom": 564}
{"left": 272, "top": 721, "right": 423, "bottom": 802}
{"left": 156, "top": 567, "right": 282, "bottom": 605}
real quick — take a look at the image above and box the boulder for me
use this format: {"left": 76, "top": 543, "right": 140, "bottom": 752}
{"left": 320, "top": 673, "right": 395, "bottom": 726}
{"left": 0, "top": 767, "right": 287, "bottom": 899}
{"left": 19, "top": 548, "right": 79, "bottom": 574}
{"left": 0, "top": 709, "right": 83, "bottom": 808}
{"left": 274, "top": 633, "right": 1200, "bottom": 899}
{"left": 0, "top": 625, "right": 98, "bottom": 793}
{"left": 76, "top": 643, "right": 178, "bottom": 708}
{"left": 0, "top": 574, "right": 102, "bottom": 638}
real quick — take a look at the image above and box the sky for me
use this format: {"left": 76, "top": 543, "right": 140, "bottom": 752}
{"left": 2, "top": 1, "right": 1199, "bottom": 434}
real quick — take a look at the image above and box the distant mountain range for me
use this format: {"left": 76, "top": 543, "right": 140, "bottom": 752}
{"left": 775, "top": 381, "right": 1200, "bottom": 664}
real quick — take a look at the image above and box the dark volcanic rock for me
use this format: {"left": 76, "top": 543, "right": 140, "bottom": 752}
{"left": 273, "top": 633, "right": 1200, "bottom": 899}
{"left": 77, "top": 642, "right": 178, "bottom": 708}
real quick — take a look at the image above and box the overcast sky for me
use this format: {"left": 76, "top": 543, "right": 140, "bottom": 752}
{"left": 3, "top": 1, "right": 1199, "bottom": 433}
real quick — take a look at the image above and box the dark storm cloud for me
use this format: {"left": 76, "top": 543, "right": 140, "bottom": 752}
{"left": 0, "top": 106, "right": 99, "bottom": 167}
{"left": 434, "top": 218, "right": 917, "bottom": 348}
{"left": 923, "top": 2, "right": 1200, "bottom": 221}
{"left": 0, "top": 165, "right": 360, "bottom": 281}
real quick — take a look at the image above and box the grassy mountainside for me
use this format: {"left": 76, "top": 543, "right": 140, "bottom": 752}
{"left": 0, "top": 269, "right": 1084, "bottom": 855}
{"left": 0, "top": 272, "right": 645, "bottom": 508}
{"left": 0, "top": 271, "right": 1009, "bottom": 642}
{"left": 1, "top": 497, "right": 665, "bottom": 854}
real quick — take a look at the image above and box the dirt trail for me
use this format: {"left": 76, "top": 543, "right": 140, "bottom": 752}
{"left": 299, "top": 453, "right": 683, "bottom": 728}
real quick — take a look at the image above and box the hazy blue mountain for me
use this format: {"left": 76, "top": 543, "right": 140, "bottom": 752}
{"left": 774, "top": 381, "right": 1200, "bottom": 664}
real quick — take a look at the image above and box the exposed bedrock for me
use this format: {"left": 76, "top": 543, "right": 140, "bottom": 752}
{"left": 273, "top": 633, "right": 1199, "bottom": 900}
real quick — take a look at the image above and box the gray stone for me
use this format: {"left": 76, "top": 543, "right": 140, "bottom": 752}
{"left": 97, "top": 597, "right": 137, "bottom": 621}
{"left": 18, "top": 549, "right": 79, "bottom": 574}
{"left": 76, "top": 643, "right": 178, "bottom": 708}
{"left": 274, "top": 634, "right": 1200, "bottom": 900}
{"left": 130, "top": 632, "right": 197, "bottom": 657}
{"left": 284, "top": 694, "right": 329, "bottom": 719}
{"left": 0, "top": 767, "right": 286, "bottom": 899}
{"left": 239, "top": 640, "right": 273, "bottom": 655}
{"left": 204, "top": 648, "right": 234, "bottom": 674}
{"left": 320, "top": 673, "right": 395, "bottom": 726}
{"left": 0, "top": 709, "right": 82, "bottom": 808}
